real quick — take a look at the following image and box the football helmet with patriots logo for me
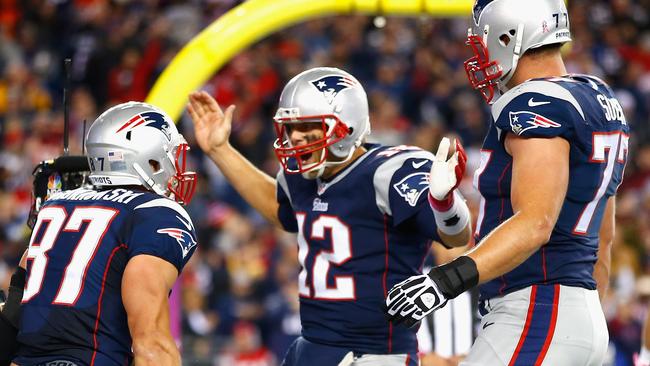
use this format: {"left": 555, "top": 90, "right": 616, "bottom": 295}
{"left": 273, "top": 67, "right": 370, "bottom": 178}
{"left": 465, "top": 0, "right": 572, "bottom": 103}
{"left": 85, "top": 102, "right": 196, "bottom": 204}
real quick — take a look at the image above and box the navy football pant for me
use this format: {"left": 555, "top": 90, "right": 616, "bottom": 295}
{"left": 282, "top": 337, "right": 418, "bottom": 366}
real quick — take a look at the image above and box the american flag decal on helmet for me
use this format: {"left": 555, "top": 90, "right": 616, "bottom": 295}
{"left": 509, "top": 111, "right": 561, "bottom": 135}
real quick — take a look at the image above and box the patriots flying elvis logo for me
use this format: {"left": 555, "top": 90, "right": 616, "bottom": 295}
{"left": 311, "top": 75, "right": 356, "bottom": 104}
{"left": 472, "top": 0, "right": 495, "bottom": 25}
{"left": 509, "top": 111, "right": 561, "bottom": 135}
{"left": 116, "top": 111, "right": 172, "bottom": 141}
{"left": 393, "top": 172, "right": 430, "bottom": 207}
{"left": 157, "top": 228, "right": 197, "bottom": 258}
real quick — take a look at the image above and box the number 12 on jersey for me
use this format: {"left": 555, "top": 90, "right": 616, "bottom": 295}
{"left": 295, "top": 213, "right": 356, "bottom": 300}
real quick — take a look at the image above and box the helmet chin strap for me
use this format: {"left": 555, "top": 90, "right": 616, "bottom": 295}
{"left": 299, "top": 142, "right": 353, "bottom": 180}
{"left": 302, "top": 129, "right": 368, "bottom": 180}
{"left": 300, "top": 118, "right": 370, "bottom": 180}
{"left": 301, "top": 163, "right": 326, "bottom": 180}
{"left": 133, "top": 162, "right": 168, "bottom": 196}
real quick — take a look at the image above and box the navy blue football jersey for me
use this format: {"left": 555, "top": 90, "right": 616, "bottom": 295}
{"left": 14, "top": 187, "right": 198, "bottom": 366}
{"left": 276, "top": 144, "right": 444, "bottom": 355}
{"left": 474, "top": 75, "right": 629, "bottom": 299}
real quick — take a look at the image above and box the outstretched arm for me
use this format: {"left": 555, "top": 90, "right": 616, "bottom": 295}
{"left": 188, "top": 91, "right": 280, "bottom": 227}
{"left": 386, "top": 135, "right": 569, "bottom": 327}
{"left": 467, "top": 135, "right": 569, "bottom": 282}
{"left": 123, "top": 255, "right": 180, "bottom": 366}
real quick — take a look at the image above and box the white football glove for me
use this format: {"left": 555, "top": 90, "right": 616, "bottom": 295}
{"left": 384, "top": 274, "right": 448, "bottom": 328}
{"left": 429, "top": 137, "right": 467, "bottom": 202}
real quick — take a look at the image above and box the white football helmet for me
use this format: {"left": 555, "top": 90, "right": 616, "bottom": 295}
{"left": 272, "top": 67, "right": 370, "bottom": 178}
{"left": 85, "top": 102, "right": 196, "bottom": 204}
{"left": 464, "top": 0, "right": 572, "bottom": 103}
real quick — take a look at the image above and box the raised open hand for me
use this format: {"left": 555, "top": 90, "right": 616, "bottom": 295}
{"left": 187, "top": 91, "right": 236, "bottom": 155}
{"left": 429, "top": 137, "right": 467, "bottom": 203}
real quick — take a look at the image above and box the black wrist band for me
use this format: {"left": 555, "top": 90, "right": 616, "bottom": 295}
{"left": 9, "top": 267, "right": 26, "bottom": 288}
{"left": 427, "top": 256, "right": 479, "bottom": 299}
{"left": 2, "top": 267, "right": 26, "bottom": 328}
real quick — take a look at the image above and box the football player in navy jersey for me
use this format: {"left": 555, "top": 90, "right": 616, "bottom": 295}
{"left": 188, "top": 67, "right": 472, "bottom": 366}
{"left": 385, "top": 1, "right": 629, "bottom": 365}
{"left": 11, "top": 102, "right": 198, "bottom": 366}
{"left": 0, "top": 251, "right": 26, "bottom": 366}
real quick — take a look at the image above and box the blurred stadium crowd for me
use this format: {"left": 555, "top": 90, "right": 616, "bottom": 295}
{"left": 0, "top": 0, "right": 649, "bottom": 365}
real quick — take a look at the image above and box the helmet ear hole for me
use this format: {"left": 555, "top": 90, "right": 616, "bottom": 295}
{"left": 499, "top": 34, "right": 511, "bottom": 47}
{"left": 149, "top": 159, "right": 161, "bottom": 173}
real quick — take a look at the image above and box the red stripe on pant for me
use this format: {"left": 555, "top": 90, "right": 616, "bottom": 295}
{"left": 508, "top": 285, "right": 538, "bottom": 366}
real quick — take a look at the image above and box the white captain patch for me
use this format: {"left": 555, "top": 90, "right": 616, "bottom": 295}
{"left": 393, "top": 172, "right": 430, "bottom": 207}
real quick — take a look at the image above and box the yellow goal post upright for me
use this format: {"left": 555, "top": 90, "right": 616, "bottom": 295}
{"left": 145, "top": 0, "right": 474, "bottom": 120}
